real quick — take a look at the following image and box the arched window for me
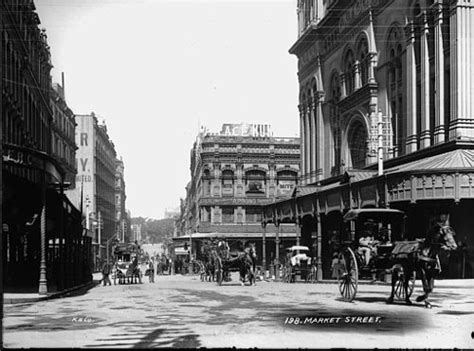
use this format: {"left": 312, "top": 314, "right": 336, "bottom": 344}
{"left": 245, "top": 170, "right": 266, "bottom": 194}
{"left": 202, "top": 169, "right": 211, "bottom": 196}
{"left": 329, "top": 72, "right": 342, "bottom": 175}
{"left": 344, "top": 49, "right": 355, "bottom": 95}
{"left": 387, "top": 26, "right": 405, "bottom": 156}
{"left": 276, "top": 170, "right": 298, "bottom": 196}
{"left": 348, "top": 121, "right": 367, "bottom": 169}
{"left": 356, "top": 38, "right": 369, "bottom": 86}
{"left": 221, "top": 169, "right": 234, "bottom": 196}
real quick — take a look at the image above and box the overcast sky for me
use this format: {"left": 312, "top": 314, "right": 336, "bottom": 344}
{"left": 35, "top": 0, "right": 300, "bottom": 219}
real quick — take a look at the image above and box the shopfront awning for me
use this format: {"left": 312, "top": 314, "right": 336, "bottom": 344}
{"left": 172, "top": 231, "right": 297, "bottom": 241}
{"left": 385, "top": 148, "right": 474, "bottom": 173}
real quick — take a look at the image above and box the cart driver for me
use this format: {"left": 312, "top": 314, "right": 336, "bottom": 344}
{"left": 358, "top": 219, "right": 380, "bottom": 266}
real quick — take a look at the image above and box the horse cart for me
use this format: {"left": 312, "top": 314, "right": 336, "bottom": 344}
{"left": 282, "top": 245, "right": 317, "bottom": 283}
{"left": 213, "top": 239, "right": 257, "bottom": 286}
{"left": 335, "top": 208, "right": 415, "bottom": 302}
{"left": 112, "top": 242, "right": 143, "bottom": 284}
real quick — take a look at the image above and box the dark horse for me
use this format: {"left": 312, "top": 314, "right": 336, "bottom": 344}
{"left": 387, "top": 223, "right": 457, "bottom": 308}
{"left": 239, "top": 243, "right": 257, "bottom": 286}
{"left": 218, "top": 241, "right": 257, "bottom": 286}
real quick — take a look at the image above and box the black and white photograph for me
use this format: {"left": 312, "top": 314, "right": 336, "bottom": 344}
{"left": 2, "top": 0, "right": 474, "bottom": 349}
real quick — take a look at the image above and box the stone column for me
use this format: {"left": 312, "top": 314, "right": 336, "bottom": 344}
{"left": 353, "top": 60, "right": 362, "bottom": 90}
{"left": 405, "top": 21, "right": 418, "bottom": 152}
{"left": 420, "top": 13, "right": 431, "bottom": 148}
{"left": 339, "top": 73, "right": 347, "bottom": 99}
{"left": 261, "top": 223, "right": 267, "bottom": 271}
{"left": 275, "top": 223, "right": 280, "bottom": 280}
{"left": 38, "top": 169, "right": 48, "bottom": 295}
{"left": 316, "top": 92, "right": 325, "bottom": 181}
{"left": 310, "top": 97, "right": 317, "bottom": 184}
{"left": 305, "top": 106, "right": 311, "bottom": 183}
{"left": 449, "top": 1, "right": 474, "bottom": 140}
{"left": 434, "top": 3, "right": 445, "bottom": 144}
{"left": 299, "top": 105, "right": 306, "bottom": 185}
{"left": 316, "top": 213, "right": 323, "bottom": 281}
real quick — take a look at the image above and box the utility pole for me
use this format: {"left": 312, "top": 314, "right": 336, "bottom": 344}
{"left": 98, "top": 211, "right": 102, "bottom": 259}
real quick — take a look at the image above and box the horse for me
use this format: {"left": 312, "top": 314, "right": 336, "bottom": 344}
{"left": 387, "top": 223, "right": 458, "bottom": 308}
{"left": 216, "top": 241, "right": 257, "bottom": 286}
{"left": 240, "top": 243, "right": 257, "bottom": 286}
{"left": 204, "top": 252, "right": 216, "bottom": 282}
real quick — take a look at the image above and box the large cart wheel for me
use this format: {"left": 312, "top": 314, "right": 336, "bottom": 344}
{"left": 338, "top": 247, "right": 358, "bottom": 302}
{"left": 394, "top": 270, "right": 416, "bottom": 300}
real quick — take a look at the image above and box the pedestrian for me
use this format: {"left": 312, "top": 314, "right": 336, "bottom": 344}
{"left": 101, "top": 261, "right": 112, "bottom": 286}
{"left": 148, "top": 260, "right": 155, "bottom": 283}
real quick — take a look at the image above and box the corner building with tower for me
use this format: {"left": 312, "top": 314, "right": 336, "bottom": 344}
{"left": 174, "top": 124, "right": 300, "bottom": 269}
{"left": 263, "top": 0, "right": 474, "bottom": 279}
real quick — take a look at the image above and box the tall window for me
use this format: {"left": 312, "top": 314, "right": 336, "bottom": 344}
{"left": 356, "top": 38, "right": 369, "bottom": 86}
{"left": 329, "top": 72, "right": 341, "bottom": 175}
{"left": 222, "top": 207, "right": 234, "bottom": 223}
{"left": 245, "top": 170, "right": 266, "bottom": 195}
{"left": 387, "top": 26, "right": 405, "bottom": 155}
{"left": 348, "top": 120, "right": 367, "bottom": 169}
{"left": 221, "top": 169, "right": 234, "bottom": 196}
{"left": 202, "top": 169, "right": 211, "bottom": 196}
{"left": 344, "top": 49, "right": 355, "bottom": 95}
{"left": 276, "top": 170, "right": 297, "bottom": 196}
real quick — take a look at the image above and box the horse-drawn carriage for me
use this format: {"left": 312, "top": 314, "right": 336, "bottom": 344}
{"left": 199, "top": 238, "right": 257, "bottom": 286}
{"left": 335, "top": 208, "right": 458, "bottom": 307}
{"left": 282, "top": 245, "right": 317, "bottom": 283}
{"left": 112, "top": 242, "right": 143, "bottom": 284}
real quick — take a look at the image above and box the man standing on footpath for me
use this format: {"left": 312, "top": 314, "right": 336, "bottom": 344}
{"left": 101, "top": 261, "right": 112, "bottom": 286}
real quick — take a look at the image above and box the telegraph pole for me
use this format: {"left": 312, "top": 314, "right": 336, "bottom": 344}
{"left": 98, "top": 211, "right": 102, "bottom": 260}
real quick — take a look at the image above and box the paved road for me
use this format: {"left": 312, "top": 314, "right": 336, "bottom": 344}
{"left": 3, "top": 274, "right": 474, "bottom": 348}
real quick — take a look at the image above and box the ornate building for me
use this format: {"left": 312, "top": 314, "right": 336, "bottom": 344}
{"left": 263, "top": 0, "right": 474, "bottom": 279}
{"left": 69, "top": 113, "right": 117, "bottom": 262}
{"left": 115, "top": 157, "right": 129, "bottom": 242}
{"left": 175, "top": 123, "right": 300, "bottom": 268}
{"left": 51, "top": 73, "right": 77, "bottom": 188}
{"left": 2, "top": 0, "right": 92, "bottom": 293}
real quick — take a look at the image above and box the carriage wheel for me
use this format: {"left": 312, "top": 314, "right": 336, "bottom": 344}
{"left": 338, "top": 248, "right": 358, "bottom": 302}
{"left": 395, "top": 270, "right": 416, "bottom": 300}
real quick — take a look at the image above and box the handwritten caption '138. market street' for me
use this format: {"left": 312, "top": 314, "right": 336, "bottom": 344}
{"left": 284, "top": 316, "right": 382, "bottom": 325}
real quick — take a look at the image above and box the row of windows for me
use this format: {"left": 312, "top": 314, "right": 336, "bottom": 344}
{"left": 301, "top": 7, "right": 453, "bottom": 172}
{"left": 200, "top": 207, "right": 263, "bottom": 223}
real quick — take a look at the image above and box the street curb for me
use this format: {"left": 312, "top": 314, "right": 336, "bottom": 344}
{"left": 4, "top": 280, "right": 99, "bottom": 305}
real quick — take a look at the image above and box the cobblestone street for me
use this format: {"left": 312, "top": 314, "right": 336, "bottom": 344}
{"left": 3, "top": 274, "right": 473, "bottom": 348}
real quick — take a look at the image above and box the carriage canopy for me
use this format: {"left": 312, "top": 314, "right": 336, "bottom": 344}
{"left": 342, "top": 208, "right": 406, "bottom": 242}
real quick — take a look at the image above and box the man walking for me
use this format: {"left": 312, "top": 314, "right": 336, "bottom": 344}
{"left": 101, "top": 261, "right": 112, "bottom": 286}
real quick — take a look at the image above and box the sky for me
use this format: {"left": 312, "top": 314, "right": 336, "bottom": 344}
{"left": 34, "top": 0, "right": 300, "bottom": 219}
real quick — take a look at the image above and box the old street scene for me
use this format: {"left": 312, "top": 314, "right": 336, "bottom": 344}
{"left": 2, "top": 0, "right": 474, "bottom": 349}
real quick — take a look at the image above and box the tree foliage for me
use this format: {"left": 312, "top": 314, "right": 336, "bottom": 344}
{"left": 130, "top": 217, "right": 174, "bottom": 244}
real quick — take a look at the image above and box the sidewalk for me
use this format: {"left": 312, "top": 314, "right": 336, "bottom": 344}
{"left": 3, "top": 274, "right": 101, "bottom": 305}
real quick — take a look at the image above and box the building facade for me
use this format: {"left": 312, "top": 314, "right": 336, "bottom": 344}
{"left": 263, "top": 0, "right": 474, "bottom": 279}
{"left": 115, "top": 157, "right": 128, "bottom": 242}
{"left": 69, "top": 113, "right": 117, "bottom": 263}
{"left": 51, "top": 74, "right": 77, "bottom": 188}
{"left": 2, "top": 1, "right": 92, "bottom": 293}
{"left": 175, "top": 123, "right": 301, "bottom": 267}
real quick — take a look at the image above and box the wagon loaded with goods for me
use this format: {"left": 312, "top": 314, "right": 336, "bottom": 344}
{"left": 112, "top": 242, "right": 143, "bottom": 284}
